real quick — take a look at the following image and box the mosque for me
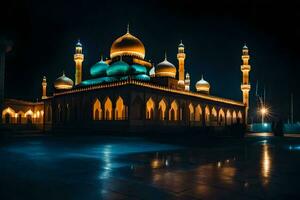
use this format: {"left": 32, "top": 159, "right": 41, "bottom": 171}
{"left": 1, "top": 26, "right": 251, "bottom": 134}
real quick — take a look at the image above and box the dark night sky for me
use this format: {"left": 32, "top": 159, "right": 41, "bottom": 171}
{"left": 2, "top": 0, "right": 300, "bottom": 122}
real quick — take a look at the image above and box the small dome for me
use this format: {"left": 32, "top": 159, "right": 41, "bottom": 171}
{"left": 54, "top": 72, "right": 73, "bottom": 90}
{"left": 131, "top": 64, "right": 147, "bottom": 74}
{"left": 195, "top": 75, "right": 210, "bottom": 94}
{"left": 106, "top": 60, "right": 130, "bottom": 76}
{"left": 90, "top": 58, "right": 109, "bottom": 77}
{"left": 155, "top": 55, "right": 176, "bottom": 78}
{"left": 110, "top": 28, "right": 145, "bottom": 59}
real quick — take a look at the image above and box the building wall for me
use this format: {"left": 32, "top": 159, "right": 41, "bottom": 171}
{"left": 49, "top": 84, "right": 245, "bottom": 133}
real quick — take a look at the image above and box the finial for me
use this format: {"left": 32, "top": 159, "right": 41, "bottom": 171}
{"left": 201, "top": 74, "right": 203, "bottom": 80}
{"left": 243, "top": 42, "right": 248, "bottom": 49}
{"left": 62, "top": 71, "right": 65, "bottom": 76}
{"left": 164, "top": 51, "right": 167, "bottom": 60}
{"left": 76, "top": 39, "right": 82, "bottom": 46}
{"left": 43, "top": 75, "right": 46, "bottom": 80}
{"left": 100, "top": 54, "right": 103, "bottom": 61}
{"left": 127, "top": 23, "right": 130, "bottom": 33}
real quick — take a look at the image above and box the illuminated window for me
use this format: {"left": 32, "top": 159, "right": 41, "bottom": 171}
{"left": 238, "top": 111, "right": 243, "bottom": 123}
{"left": 232, "top": 111, "right": 237, "bottom": 124}
{"left": 226, "top": 110, "right": 232, "bottom": 125}
{"left": 104, "top": 97, "right": 112, "bottom": 120}
{"left": 115, "top": 96, "right": 125, "bottom": 120}
{"left": 146, "top": 98, "right": 155, "bottom": 120}
{"left": 205, "top": 106, "right": 210, "bottom": 125}
{"left": 169, "top": 100, "right": 178, "bottom": 121}
{"left": 158, "top": 99, "right": 167, "bottom": 120}
{"left": 2, "top": 107, "right": 15, "bottom": 124}
{"left": 218, "top": 109, "right": 225, "bottom": 126}
{"left": 195, "top": 104, "right": 202, "bottom": 122}
{"left": 211, "top": 107, "right": 217, "bottom": 123}
{"left": 188, "top": 103, "right": 194, "bottom": 121}
{"left": 93, "top": 99, "right": 102, "bottom": 120}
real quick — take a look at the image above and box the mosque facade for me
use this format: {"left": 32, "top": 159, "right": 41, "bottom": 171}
{"left": 1, "top": 26, "right": 251, "bottom": 134}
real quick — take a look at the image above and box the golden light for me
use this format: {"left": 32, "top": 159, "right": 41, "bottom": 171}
{"left": 260, "top": 107, "right": 268, "bottom": 115}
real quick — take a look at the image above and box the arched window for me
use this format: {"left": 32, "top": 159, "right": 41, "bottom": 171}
{"left": 226, "top": 110, "right": 232, "bottom": 125}
{"left": 158, "top": 99, "right": 167, "bottom": 120}
{"left": 218, "top": 109, "right": 225, "bottom": 126}
{"left": 169, "top": 100, "right": 179, "bottom": 121}
{"left": 232, "top": 111, "right": 237, "bottom": 124}
{"left": 188, "top": 103, "right": 194, "bottom": 121}
{"left": 195, "top": 105, "right": 202, "bottom": 122}
{"left": 104, "top": 97, "right": 113, "bottom": 120}
{"left": 205, "top": 106, "right": 210, "bottom": 125}
{"left": 2, "top": 107, "right": 15, "bottom": 124}
{"left": 93, "top": 99, "right": 102, "bottom": 120}
{"left": 238, "top": 111, "right": 243, "bottom": 123}
{"left": 146, "top": 98, "right": 155, "bottom": 120}
{"left": 211, "top": 107, "right": 218, "bottom": 124}
{"left": 115, "top": 96, "right": 125, "bottom": 120}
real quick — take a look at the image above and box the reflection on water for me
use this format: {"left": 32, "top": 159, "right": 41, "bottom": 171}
{"left": 261, "top": 143, "right": 271, "bottom": 185}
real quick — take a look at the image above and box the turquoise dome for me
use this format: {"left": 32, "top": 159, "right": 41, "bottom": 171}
{"left": 133, "top": 74, "right": 150, "bottom": 81}
{"left": 106, "top": 60, "right": 130, "bottom": 76}
{"left": 90, "top": 59, "right": 109, "bottom": 77}
{"left": 80, "top": 77, "right": 118, "bottom": 86}
{"left": 131, "top": 64, "right": 147, "bottom": 74}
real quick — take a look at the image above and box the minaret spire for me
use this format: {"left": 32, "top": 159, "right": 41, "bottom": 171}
{"left": 42, "top": 76, "right": 47, "bottom": 99}
{"left": 74, "top": 39, "right": 84, "bottom": 85}
{"left": 240, "top": 43, "right": 251, "bottom": 124}
{"left": 177, "top": 40, "right": 186, "bottom": 89}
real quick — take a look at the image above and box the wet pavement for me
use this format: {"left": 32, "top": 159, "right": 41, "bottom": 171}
{"left": 1, "top": 135, "right": 300, "bottom": 200}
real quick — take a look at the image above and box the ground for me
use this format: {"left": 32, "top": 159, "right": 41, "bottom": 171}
{"left": 0, "top": 134, "right": 300, "bottom": 200}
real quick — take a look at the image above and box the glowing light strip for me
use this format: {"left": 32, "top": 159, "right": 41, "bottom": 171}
{"left": 54, "top": 80, "right": 244, "bottom": 106}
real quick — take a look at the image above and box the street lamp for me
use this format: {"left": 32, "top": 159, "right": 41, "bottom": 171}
{"left": 260, "top": 107, "right": 268, "bottom": 124}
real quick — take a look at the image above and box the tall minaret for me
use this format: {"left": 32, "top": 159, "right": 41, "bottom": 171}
{"left": 74, "top": 39, "right": 84, "bottom": 85}
{"left": 240, "top": 44, "right": 251, "bottom": 123}
{"left": 177, "top": 40, "right": 185, "bottom": 87}
{"left": 42, "top": 76, "right": 47, "bottom": 99}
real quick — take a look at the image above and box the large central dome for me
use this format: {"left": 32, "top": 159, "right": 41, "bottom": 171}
{"left": 110, "top": 28, "right": 145, "bottom": 59}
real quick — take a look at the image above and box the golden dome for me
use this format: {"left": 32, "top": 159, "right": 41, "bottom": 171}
{"left": 54, "top": 72, "right": 73, "bottom": 90}
{"left": 195, "top": 75, "right": 210, "bottom": 94}
{"left": 155, "top": 54, "right": 177, "bottom": 78}
{"left": 110, "top": 28, "right": 145, "bottom": 59}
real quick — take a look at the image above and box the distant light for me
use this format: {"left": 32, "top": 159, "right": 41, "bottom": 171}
{"left": 217, "top": 161, "right": 221, "bottom": 168}
{"left": 264, "top": 123, "right": 268, "bottom": 127}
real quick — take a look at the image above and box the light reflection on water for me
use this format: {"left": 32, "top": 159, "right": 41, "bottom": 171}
{"left": 261, "top": 144, "right": 271, "bottom": 185}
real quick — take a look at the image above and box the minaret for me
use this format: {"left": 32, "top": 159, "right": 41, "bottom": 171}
{"left": 240, "top": 44, "right": 251, "bottom": 123}
{"left": 74, "top": 39, "right": 84, "bottom": 85}
{"left": 42, "top": 76, "right": 47, "bottom": 99}
{"left": 177, "top": 40, "right": 186, "bottom": 87}
{"left": 0, "top": 38, "right": 12, "bottom": 124}
{"left": 184, "top": 72, "right": 190, "bottom": 91}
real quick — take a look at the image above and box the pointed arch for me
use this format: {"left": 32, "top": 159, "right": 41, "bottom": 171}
{"left": 226, "top": 110, "right": 232, "bottom": 125}
{"left": 218, "top": 108, "right": 225, "bottom": 126}
{"left": 188, "top": 103, "right": 194, "bottom": 121}
{"left": 93, "top": 99, "right": 102, "bottom": 120}
{"left": 205, "top": 106, "right": 210, "bottom": 125}
{"left": 158, "top": 99, "right": 167, "bottom": 120}
{"left": 195, "top": 104, "right": 202, "bottom": 122}
{"left": 169, "top": 100, "right": 179, "bottom": 121}
{"left": 146, "top": 97, "right": 155, "bottom": 120}
{"left": 104, "top": 97, "right": 113, "bottom": 120}
{"left": 237, "top": 111, "right": 243, "bottom": 123}
{"left": 115, "top": 96, "right": 125, "bottom": 120}
{"left": 232, "top": 111, "right": 237, "bottom": 124}
{"left": 211, "top": 107, "right": 218, "bottom": 125}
